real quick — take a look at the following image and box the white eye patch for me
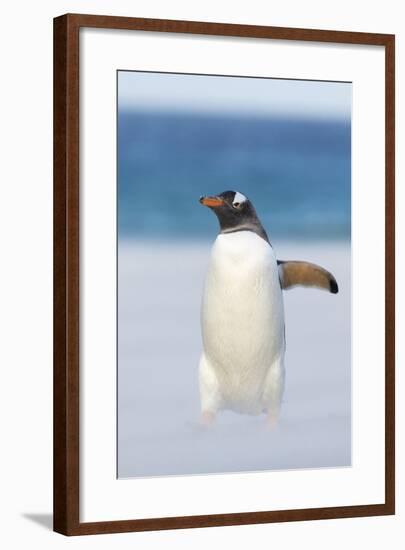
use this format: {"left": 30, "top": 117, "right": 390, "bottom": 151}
{"left": 233, "top": 192, "right": 247, "bottom": 206}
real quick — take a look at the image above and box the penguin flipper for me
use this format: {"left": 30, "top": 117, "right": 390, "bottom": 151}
{"left": 277, "top": 260, "right": 338, "bottom": 294}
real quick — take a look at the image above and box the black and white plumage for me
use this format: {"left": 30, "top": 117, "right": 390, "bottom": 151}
{"left": 198, "top": 190, "right": 338, "bottom": 426}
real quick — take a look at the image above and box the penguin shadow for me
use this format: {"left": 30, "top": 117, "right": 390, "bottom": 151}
{"left": 185, "top": 416, "right": 283, "bottom": 437}
{"left": 185, "top": 420, "right": 213, "bottom": 435}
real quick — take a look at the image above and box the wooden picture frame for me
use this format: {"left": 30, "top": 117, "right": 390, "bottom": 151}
{"left": 53, "top": 13, "right": 395, "bottom": 536}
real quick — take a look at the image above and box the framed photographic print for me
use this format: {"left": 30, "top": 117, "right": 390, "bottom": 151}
{"left": 53, "top": 13, "right": 395, "bottom": 535}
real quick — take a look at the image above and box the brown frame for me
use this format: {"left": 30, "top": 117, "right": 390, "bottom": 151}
{"left": 53, "top": 13, "right": 395, "bottom": 536}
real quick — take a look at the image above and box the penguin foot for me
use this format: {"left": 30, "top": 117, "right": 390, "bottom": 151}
{"left": 266, "top": 412, "right": 279, "bottom": 431}
{"left": 200, "top": 410, "right": 216, "bottom": 427}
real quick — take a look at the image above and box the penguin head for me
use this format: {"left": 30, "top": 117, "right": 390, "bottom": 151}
{"left": 199, "top": 190, "right": 269, "bottom": 242}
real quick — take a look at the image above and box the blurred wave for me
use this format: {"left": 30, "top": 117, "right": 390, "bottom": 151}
{"left": 118, "top": 110, "right": 351, "bottom": 241}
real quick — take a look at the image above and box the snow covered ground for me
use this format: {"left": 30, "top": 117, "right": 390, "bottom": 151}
{"left": 117, "top": 239, "right": 351, "bottom": 478}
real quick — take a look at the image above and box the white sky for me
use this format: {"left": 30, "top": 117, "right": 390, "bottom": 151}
{"left": 118, "top": 71, "right": 351, "bottom": 120}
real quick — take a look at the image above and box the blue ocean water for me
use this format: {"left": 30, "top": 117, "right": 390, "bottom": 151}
{"left": 118, "top": 111, "right": 351, "bottom": 241}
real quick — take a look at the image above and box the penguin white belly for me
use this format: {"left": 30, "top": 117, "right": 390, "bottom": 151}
{"left": 200, "top": 231, "right": 285, "bottom": 415}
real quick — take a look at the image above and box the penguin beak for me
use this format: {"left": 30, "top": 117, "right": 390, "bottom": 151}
{"left": 199, "top": 196, "right": 224, "bottom": 208}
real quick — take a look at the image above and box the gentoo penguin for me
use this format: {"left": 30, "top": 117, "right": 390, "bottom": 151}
{"left": 198, "top": 190, "right": 338, "bottom": 427}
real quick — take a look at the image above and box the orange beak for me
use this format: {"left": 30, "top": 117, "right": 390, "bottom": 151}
{"left": 199, "top": 196, "right": 224, "bottom": 208}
